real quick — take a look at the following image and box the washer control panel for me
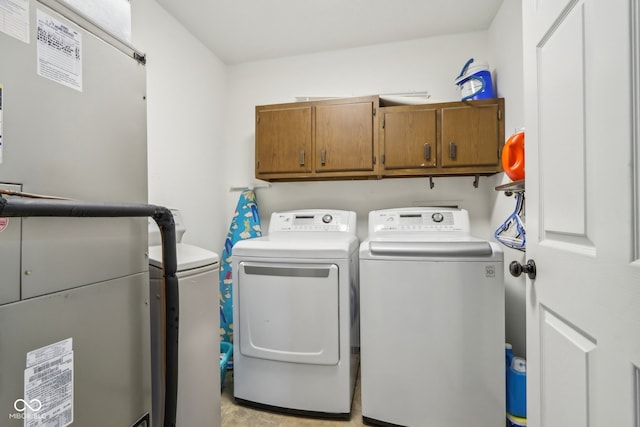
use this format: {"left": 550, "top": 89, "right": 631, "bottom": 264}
{"left": 269, "top": 210, "right": 357, "bottom": 233}
{"left": 369, "top": 208, "right": 470, "bottom": 234}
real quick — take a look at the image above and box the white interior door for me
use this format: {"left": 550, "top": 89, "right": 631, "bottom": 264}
{"left": 523, "top": 0, "right": 640, "bottom": 426}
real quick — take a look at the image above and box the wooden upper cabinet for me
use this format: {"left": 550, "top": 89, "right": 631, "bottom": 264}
{"left": 255, "top": 105, "right": 312, "bottom": 176}
{"left": 255, "top": 96, "right": 378, "bottom": 181}
{"left": 440, "top": 99, "right": 504, "bottom": 170}
{"left": 381, "top": 106, "right": 437, "bottom": 175}
{"left": 255, "top": 96, "right": 504, "bottom": 181}
{"left": 315, "top": 101, "right": 375, "bottom": 173}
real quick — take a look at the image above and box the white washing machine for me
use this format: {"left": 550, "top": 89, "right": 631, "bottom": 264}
{"left": 148, "top": 209, "right": 220, "bottom": 427}
{"left": 359, "top": 207, "right": 504, "bottom": 427}
{"left": 232, "top": 209, "right": 359, "bottom": 418}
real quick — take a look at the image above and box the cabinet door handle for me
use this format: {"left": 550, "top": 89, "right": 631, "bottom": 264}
{"left": 449, "top": 142, "right": 457, "bottom": 160}
{"left": 299, "top": 150, "right": 305, "bottom": 166}
{"left": 424, "top": 143, "right": 431, "bottom": 161}
{"left": 321, "top": 149, "right": 326, "bottom": 166}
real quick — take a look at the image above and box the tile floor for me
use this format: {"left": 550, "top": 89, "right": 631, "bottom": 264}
{"left": 221, "top": 368, "right": 365, "bottom": 427}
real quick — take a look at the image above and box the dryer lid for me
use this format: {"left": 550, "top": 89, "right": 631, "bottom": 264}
{"left": 232, "top": 233, "right": 359, "bottom": 258}
{"left": 149, "top": 243, "right": 219, "bottom": 271}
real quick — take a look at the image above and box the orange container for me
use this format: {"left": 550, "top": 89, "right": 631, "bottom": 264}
{"left": 502, "top": 130, "right": 525, "bottom": 181}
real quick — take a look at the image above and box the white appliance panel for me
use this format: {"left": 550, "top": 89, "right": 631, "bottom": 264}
{"left": 1, "top": 0, "right": 148, "bottom": 299}
{"left": 238, "top": 261, "right": 340, "bottom": 365}
{"left": 174, "top": 266, "right": 219, "bottom": 427}
{"left": 149, "top": 264, "right": 220, "bottom": 427}
{"left": 368, "top": 207, "right": 470, "bottom": 234}
{"left": 360, "top": 258, "right": 505, "bottom": 427}
{"left": 360, "top": 207, "right": 504, "bottom": 427}
{"left": 232, "top": 255, "right": 356, "bottom": 414}
{"left": 269, "top": 210, "right": 356, "bottom": 233}
{"left": 149, "top": 228, "right": 220, "bottom": 427}
{"left": 0, "top": 274, "right": 150, "bottom": 426}
{"left": 232, "top": 209, "right": 358, "bottom": 416}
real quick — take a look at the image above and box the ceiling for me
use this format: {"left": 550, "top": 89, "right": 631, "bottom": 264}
{"left": 155, "top": 0, "right": 505, "bottom": 65}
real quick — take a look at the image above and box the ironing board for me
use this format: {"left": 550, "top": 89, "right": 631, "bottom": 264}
{"left": 219, "top": 189, "right": 262, "bottom": 344}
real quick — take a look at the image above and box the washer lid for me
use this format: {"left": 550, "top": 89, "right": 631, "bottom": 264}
{"left": 360, "top": 238, "right": 502, "bottom": 261}
{"left": 367, "top": 240, "right": 493, "bottom": 257}
{"left": 149, "top": 243, "right": 219, "bottom": 271}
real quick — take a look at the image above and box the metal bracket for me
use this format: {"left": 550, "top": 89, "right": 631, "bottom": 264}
{"left": 133, "top": 52, "right": 146, "bottom": 65}
{"left": 473, "top": 174, "right": 480, "bottom": 188}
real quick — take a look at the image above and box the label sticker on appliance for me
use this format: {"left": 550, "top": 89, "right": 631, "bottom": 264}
{"left": 485, "top": 265, "right": 496, "bottom": 278}
{"left": 0, "top": 217, "right": 8, "bottom": 232}
{"left": 23, "top": 338, "right": 74, "bottom": 426}
{"left": 36, "top": 9, "right": 82, "bottom": 92}
{"left": 0, "top": 0, "right": 30, "bottom": 44}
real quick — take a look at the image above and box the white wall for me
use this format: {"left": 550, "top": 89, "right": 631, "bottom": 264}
{"left": 224, "top": 32, "right": 500, "bottom": 241}
{"left": 130, "top": 0, "right": 228, "bottom": 253}
{"left": 488, "top": 0, "right": 526, "bottom": 357}
{"left": 131, "top": 0, "right": 527, "bottom": 357}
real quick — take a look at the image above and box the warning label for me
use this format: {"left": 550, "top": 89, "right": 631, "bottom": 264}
{"left": 23, "top": 338, "right": 74, "bottom": 427}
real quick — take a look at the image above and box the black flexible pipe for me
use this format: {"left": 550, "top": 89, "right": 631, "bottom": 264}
{"left": 0, "top": 195, "right": 179, "bottom": 427}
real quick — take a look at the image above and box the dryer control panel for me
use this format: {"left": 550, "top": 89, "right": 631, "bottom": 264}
{"left": 269, "top": 210, "right": 357, "bottom": 233}
{"left": 369, "top": 208, "right": 470, "bottom": 234}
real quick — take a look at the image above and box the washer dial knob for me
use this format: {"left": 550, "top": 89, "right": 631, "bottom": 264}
{"left": 322, "top": 214, "right": 333, "bottom": 224}
{"left": 432, "top": 212, "right": 444, "bottom": 223}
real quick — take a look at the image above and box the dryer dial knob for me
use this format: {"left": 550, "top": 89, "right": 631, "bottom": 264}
{"left": 322, "top": 214, "right": 333, "bottom": 224}
{"left": 432, "top": 212, "right": 444, "bottom": 223}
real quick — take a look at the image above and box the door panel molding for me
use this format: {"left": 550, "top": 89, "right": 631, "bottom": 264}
{"left": 635, "top": 364, "right": 640, "bottom": 427}
{"left": 541, "top": 306, "right": 596, "bottom": 427}
{"left": 534, "top": 0, "right": 579, "bottom": 42}
{"left": 541, "top": 233, "right": 595, "bottom": 258}
{"left": 538, "top": 3, "right": 592, "bottom": 251}
{"left": 632, "top": 0, "right": 640, "bottom": 261}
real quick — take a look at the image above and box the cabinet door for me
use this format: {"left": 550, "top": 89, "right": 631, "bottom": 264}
{"left": 315, "top": 101, "right": 375, "bottom": 172}
{"left": 255, "top": 106, "right": 312, "bottom": 176}
{"left": 441, "top": 103, "right": 501, "bottom": 168}
{"left": 382, "top": 108, "right": 437, "bottom": 172}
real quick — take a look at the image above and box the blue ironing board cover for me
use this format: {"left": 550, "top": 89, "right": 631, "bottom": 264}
{"left": 219, "top": 189, "right": 262, "bottom": 344}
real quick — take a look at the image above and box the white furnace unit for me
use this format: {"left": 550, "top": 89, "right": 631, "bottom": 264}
{"left": 359, "top": 207, "right": 505, "bottom": 427}
{"left": 0, "top": 1, "right": 151, "bottom": 426}
{"left": 232, "top": 209, "right": 359, "bottom": 418}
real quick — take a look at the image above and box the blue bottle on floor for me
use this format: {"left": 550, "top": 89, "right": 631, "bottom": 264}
{"left": 507, "top": 357, "right": 527, "bottom": 418}
{"left": 505, "top": 344, "right": 514, "bottom": 409}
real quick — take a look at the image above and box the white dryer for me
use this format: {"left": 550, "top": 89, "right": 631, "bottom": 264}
{"left": 232, "top": 209, "right": 359, "bottom": 418}
{"left": 359, "top": 207, "right": 504, "bottom": 427}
